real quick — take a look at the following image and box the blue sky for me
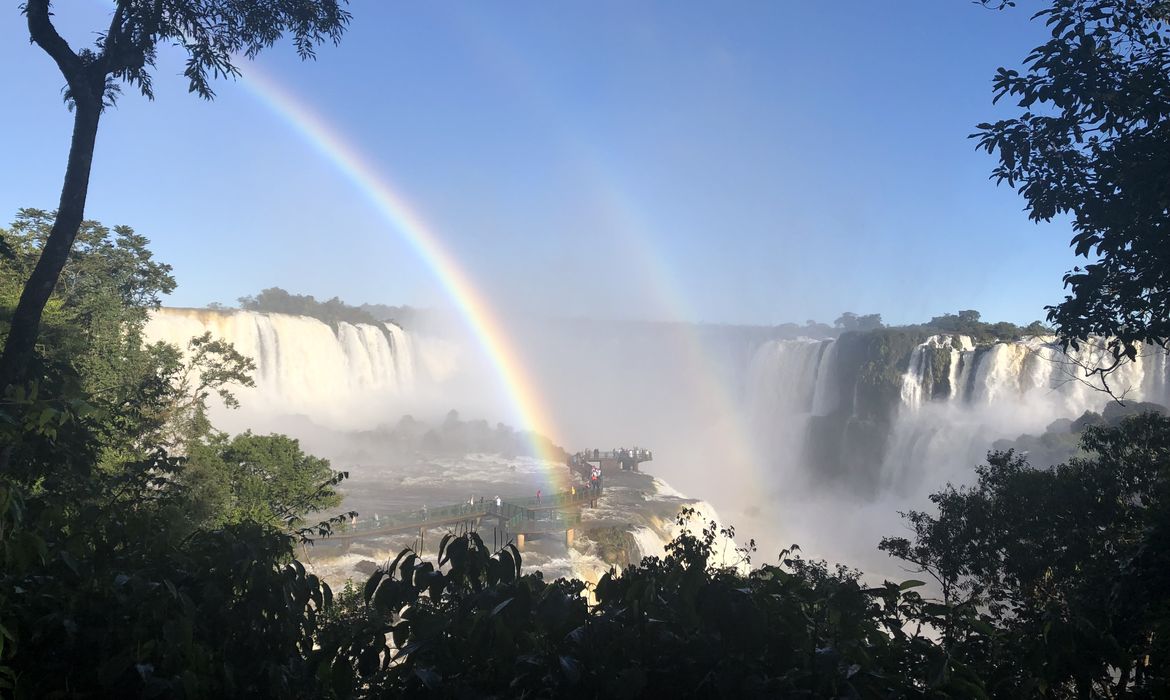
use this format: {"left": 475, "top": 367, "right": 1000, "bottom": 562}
{"left": 0, "top": 1, "right": 1073, "bottom": 326}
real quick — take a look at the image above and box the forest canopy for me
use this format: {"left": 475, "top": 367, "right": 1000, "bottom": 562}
{"left": 237, "top": 287, "right": 386, "bottom": 327}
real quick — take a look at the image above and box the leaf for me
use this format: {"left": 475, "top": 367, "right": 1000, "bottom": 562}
{"left": 414, "top": 668, "right": 441, "bottom": 690}
{"left": 558, "top": 655, "right": 582, "bottom": 684}
{"left": 374, "top": 579, "right": 404, "bottom": 613}
{"left": 363, "top": 571, "right": 383, "bottom": 604}
{"left": 497, "top": 549, "right": 515, "bottom": 584}
{"left": 446, "top": 536, "right": 468, "bottom": 573}
{"left": 492, "top": 597, "right": 514, "bottom": 617}
{"left": 330, "top": 657, "right": 355, "bottom": 697}
{"left": 357, "top": 646, "right": 380, "bottom": 678}
{"left": 898, "top": 579, "right": 926, "bottom": 590}
{"left": 507, "top": 542, "right": 522, "bottom": 578}
{"left": 398, "top": 553, "right": 417, "bottom": 587}
{"left": 386, "top": 548, "right": 414, "bottom": 580}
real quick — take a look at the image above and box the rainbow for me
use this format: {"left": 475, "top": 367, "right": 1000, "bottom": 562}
{"left": 584, "top": 172, "right": 765, "bottom": 492}
{"left": 243, "top": 68, "right": 569, "bottom": 490}
{"left": 443, "top": 15, "right": 767, "bottom": 490}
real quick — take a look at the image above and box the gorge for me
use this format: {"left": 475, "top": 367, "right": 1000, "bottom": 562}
{"left": 144, "top": 307, "right": 1170, "bottom": 576}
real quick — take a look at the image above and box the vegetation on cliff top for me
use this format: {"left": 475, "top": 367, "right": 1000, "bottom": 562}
{"left": 975, "top": 0, "right": 1170, "bottom": 369}
{"left": 237, "top": 287, "right": 389, "bottom": 329}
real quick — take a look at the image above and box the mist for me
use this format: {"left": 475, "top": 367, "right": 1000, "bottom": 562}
{"left": 144, "top": 303, "right": 1170, "bottom": 583}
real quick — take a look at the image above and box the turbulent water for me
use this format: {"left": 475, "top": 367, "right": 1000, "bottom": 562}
{"left": 144, "top": 308, "right": 459, "bottom": 430}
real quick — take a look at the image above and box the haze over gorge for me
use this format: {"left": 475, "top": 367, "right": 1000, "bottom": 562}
{"left": 9, "top": 0, "right": 1170, "bottom": 693}
{"left": 144, "top": 305, "right": 1170, "bottom": 578}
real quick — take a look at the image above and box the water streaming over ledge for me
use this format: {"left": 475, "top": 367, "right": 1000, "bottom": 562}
{"left": 746, "top": 334, "right": 1170, "bottom": 495}
{"left": 143, "top": 308, "right": 459, "bottom": 430}
{"left": 145, "top": 308, "right": 1170, "bottom": 504}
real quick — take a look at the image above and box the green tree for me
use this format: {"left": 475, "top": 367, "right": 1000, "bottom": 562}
{"left": 1, "top": 210, "right": 350, "bottom": 697}
{"left": 317, "top": 510, "right": 984, "bottom": 698}
{"left": 0, "top": 463, "right": 337, "bottom": 698}
{"left": 974, "top": 0, "right": 1170, "bottom": 371}
{"left": 1, "top": 209, "right": 179, "bottom": 481}
{"left": 0, "top": 210, "right": 253, "bottom": 474}
{"left": 185, "top": 432, "right": 345, "bottom": 530}
{"left": 834, "top": 311, "right": 884, "bottom": 331}
{"left": 0, "top": 208, "right": 175, "bottom": 393}
{"left": 0, "top": 0, "right": 351, "bottom": 400}
{"left": 881, "top": 413, "right": 1170, "bottom": 697}
{"left": 1024, "top": 319, "right": 1052, "bottom": 335}
{"left": 152, "top": 331, "right": 256, "bottom": 452}
{"left": 239, "top": 286, "right": 383, "bottom": 326}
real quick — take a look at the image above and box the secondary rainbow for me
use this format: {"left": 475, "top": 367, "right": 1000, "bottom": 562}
{"left": 449, "top": 16, "right": 766, "bottom": 487}
{"left": 244, "top": 68, "right": 569, "bottom": 490}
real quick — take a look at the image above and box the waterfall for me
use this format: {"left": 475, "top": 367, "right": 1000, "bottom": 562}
{"left": 899, "top": 343, "right": 930, "bottom": 413}
{"left": 630, "top": 526, "right": 666, "bottom": 561}
{"left": 745, "top": 339, "right": 826, "bottom": 419}
{"left": 745, "top": 339, "right": 830, "bottom": 465}
{"left": 810, "top": 339, "right": 841, "bottom": 416}
{"left": 747, "top": 334, "right": 1170, "bottom": 495}
{"left": 144, "top": 308, "right": 429, "bottom": 430}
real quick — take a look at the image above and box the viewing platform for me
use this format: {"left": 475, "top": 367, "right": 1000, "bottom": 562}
{"left": 329, "top": 484, "right": 601, "bottom": 550}
{"left": 568, "top": 447, "right": 653, "bottom": 479}
{"left": 329, "top": 446, "right": 652, "bottom": 552}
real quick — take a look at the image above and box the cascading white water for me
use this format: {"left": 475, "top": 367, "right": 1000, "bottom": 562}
{"left": 630, "top": 526, "right": 666, "bottom": 561}
{"left": 745, "top": 339, "right": 827, "bottom": 420}
{"left": 744, "top": 339, "right": 830, "bottom": 475}
{"left": 810, "top": 338, "right": 841, "bottom": 416}
{"left": 748, "top": 334, "right": 1170, "bottom": 494}
{"left": 884, "top": 338, "right": 1169, "bottom": 489}
{"left": 144, "top": 308, "right": 439, "bottom": 430}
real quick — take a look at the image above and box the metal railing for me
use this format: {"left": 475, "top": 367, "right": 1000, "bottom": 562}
{"left": 335, "top": 484, "right": 603, "bottom": 536}
{"left": 504, "top": 509, "right": 584, "bottom": 533}
{"left": 573, "top": 449, "right": 653, "bottom": 462}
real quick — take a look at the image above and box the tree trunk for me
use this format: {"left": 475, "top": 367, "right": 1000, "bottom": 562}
{"left": 0, "top": 103, "right": 102, "bottom": 394}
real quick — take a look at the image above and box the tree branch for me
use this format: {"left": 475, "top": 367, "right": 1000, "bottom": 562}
{"left": 95, "top": 0, "right": 149, "bottom": 80}
{"left": 24, "top": 0, "right": 85, "bottom": 82}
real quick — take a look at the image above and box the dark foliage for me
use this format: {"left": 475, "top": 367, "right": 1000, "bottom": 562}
{"left": 974, "top": 0, "right": 1170, "bottom": 371}
{"left": 317, "top": 510, "right": 986, "bottom": 698}
{"left": 882, "top": 413, "right": 1170, "bottom": 697}
{"left": 0, "top": 447, "right": 336, "bottom": 698}
{"left": 238, "top": 287, "right": 388, "bottom": 328}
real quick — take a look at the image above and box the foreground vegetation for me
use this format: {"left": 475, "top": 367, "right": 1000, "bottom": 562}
{"left": 4, "top": 208, "right": 1169, "bottom": 697}
{"left": 3, "top": 0, "right": 1170, "bottom": 697}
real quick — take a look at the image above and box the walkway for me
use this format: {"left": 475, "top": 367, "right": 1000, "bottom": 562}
{"left": 329, "top": 485, "right": 600, "bottom": 541}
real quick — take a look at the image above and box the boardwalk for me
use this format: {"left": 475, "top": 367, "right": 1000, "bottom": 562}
{"left": 568, "top": 447, "right": 653, "bottom": 479}
{"left": 330, "top": 447, "right": 652, "bottom": 548}
{"left": 330, "top": 485, "right": 599, "bottom": 542}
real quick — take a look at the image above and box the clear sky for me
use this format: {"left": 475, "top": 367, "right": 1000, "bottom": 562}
{"left": 0, "top": 1, "right": 1076, "bottom": 327}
